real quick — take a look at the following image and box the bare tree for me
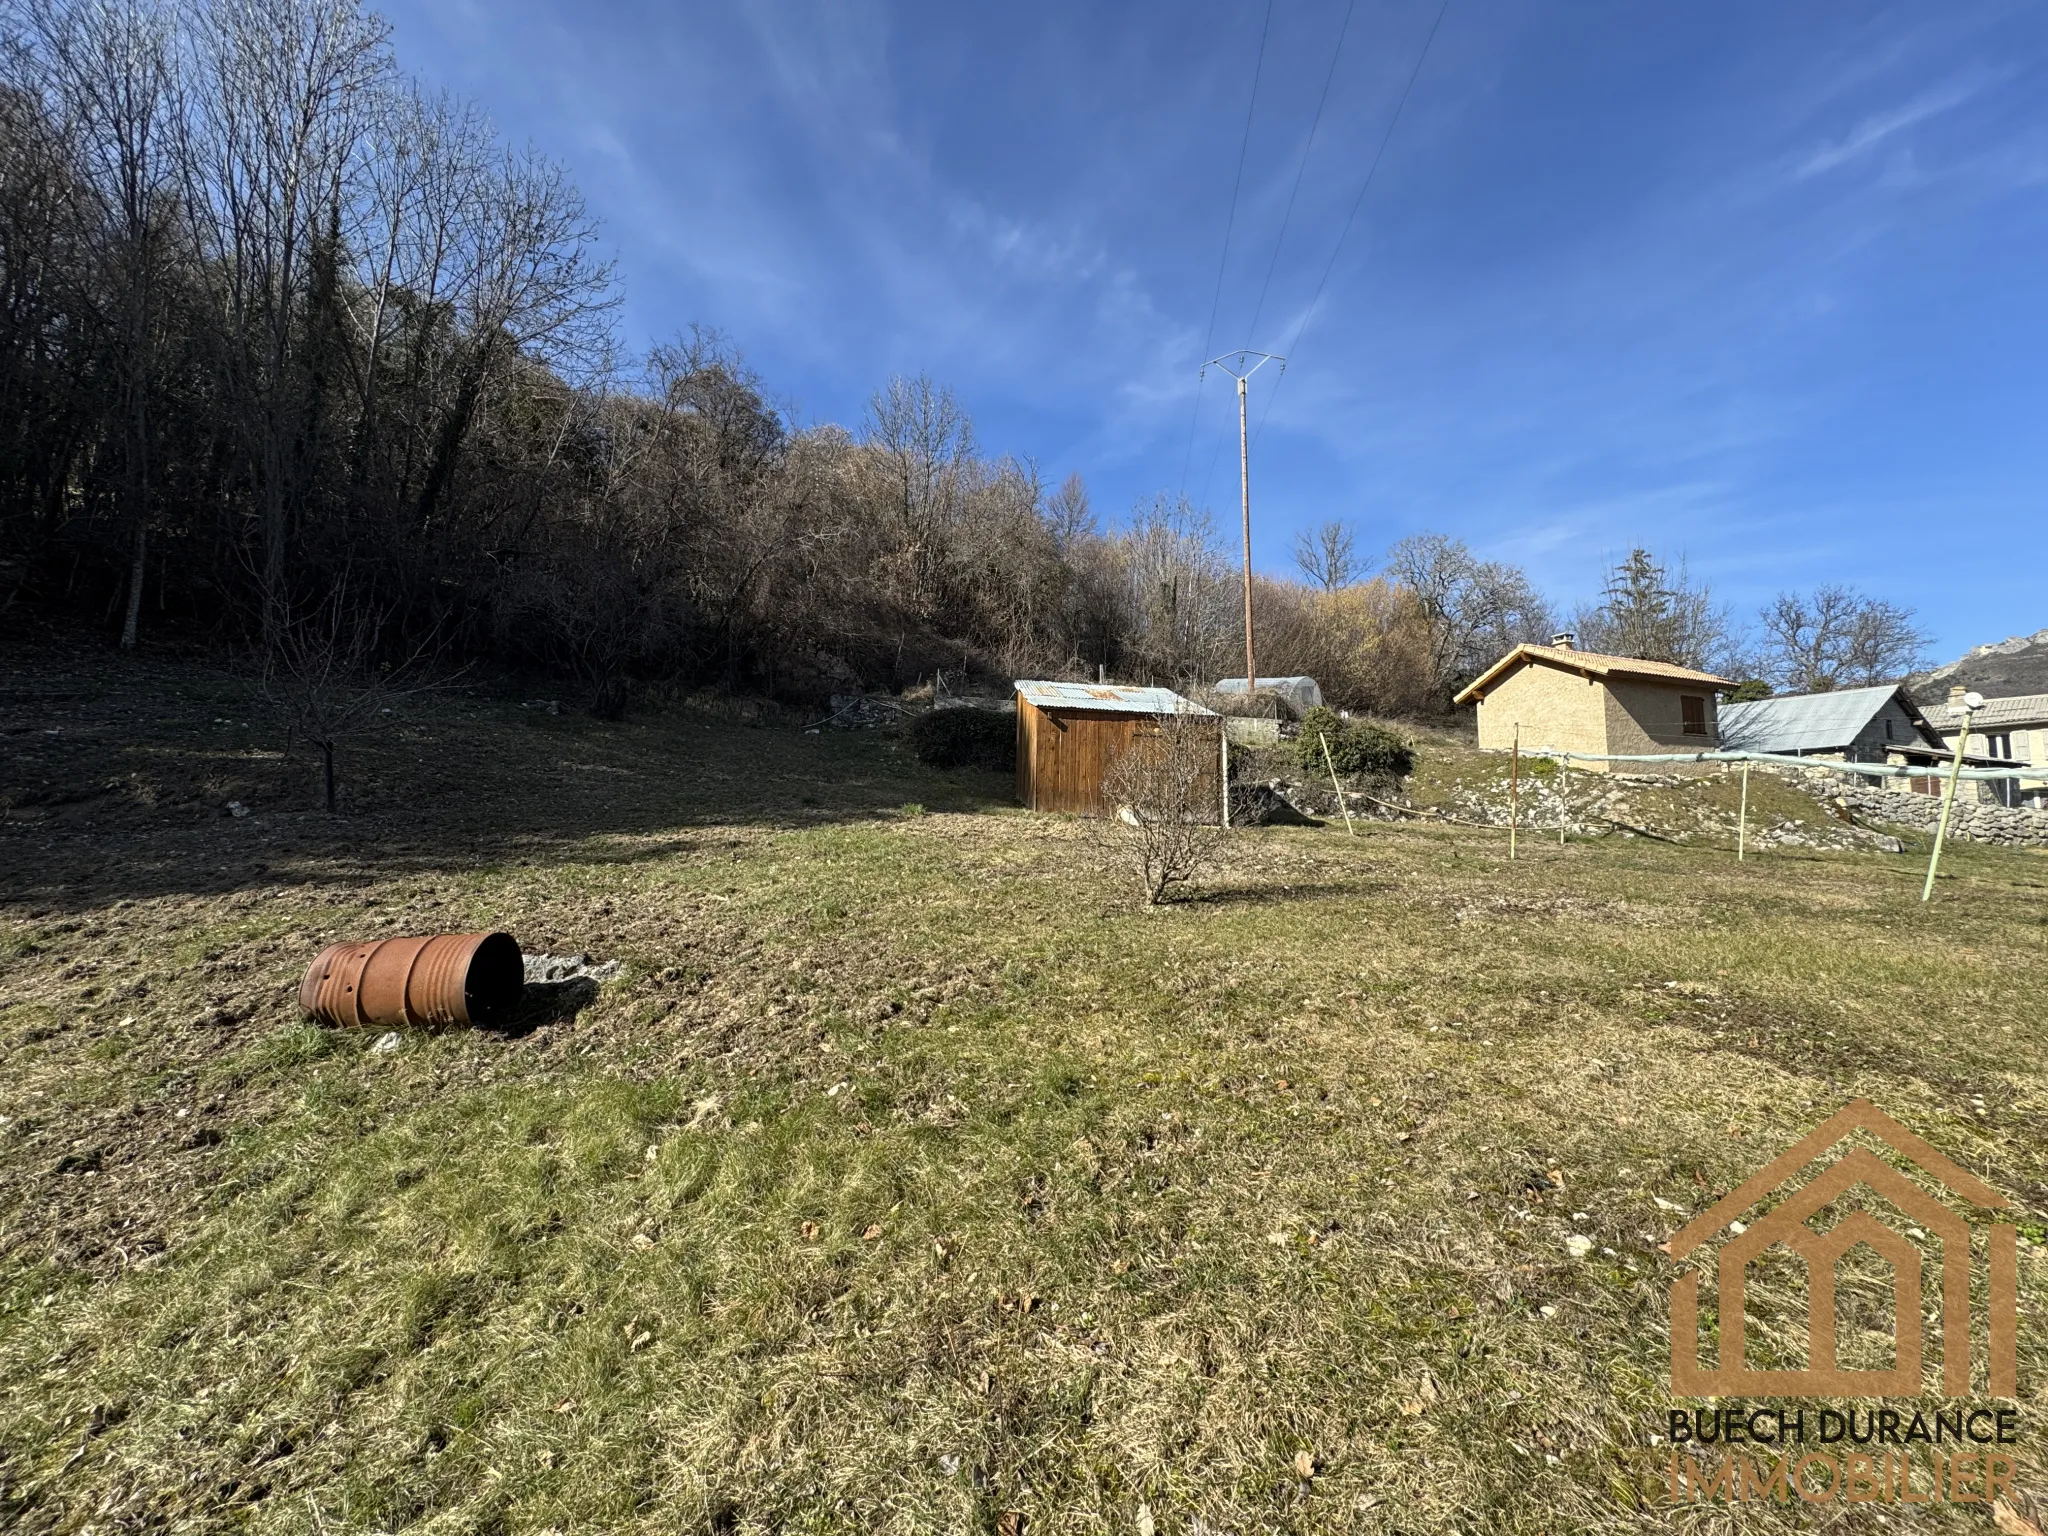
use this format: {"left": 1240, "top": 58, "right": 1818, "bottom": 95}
{"left": 28, "top": 0, "right": 179, "bottom": 648}
{"left": 337, "top": 82, "right": 487, "bottom": 499}
{"left": 1093, "top": 494, "right": 1238, "bottom": 685}
{"left": 1044, "top": 471, "right": 1093, "bottom": 549}
{"left": 1099, "top": 711, "right": 1223, "bottom": 904}
{"left": 1292, "top": 518, "right": 1361, "bottom": 590}
{"left": 410, "top": 140, "right": 614, "bottom": 532}
{"left": 863, "top": 373, "right": 972, "bottom": 619}
{"left": 1758, "top": 585, "right": 1928, "bottom": 693}
{"left": 1384, "top": 532, "right": 1553, "bottom": 700}
{"left": 177, "top": 0, "right": 392, "bottom": 648}
{"left": 262, "top": 579, "right": 441, "bottom": 810}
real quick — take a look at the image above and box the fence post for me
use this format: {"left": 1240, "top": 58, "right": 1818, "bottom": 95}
{"left": 1738, "top": 763, "right": 1750, "bottom": 862}
{"left": 1510, "top": 724, "right": 1520, "bottom": 861}
{"left": 1320, "top": 732, "right": 1357, "bottom": 838}
{"left": 1220, "top": 728, "right": 1230, "bottom": 829}
{"left": 1922, "top": 712, "right": 1977, "bottom": 902}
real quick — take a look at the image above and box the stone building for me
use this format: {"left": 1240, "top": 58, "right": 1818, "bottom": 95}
{"left": 1721, "top": 683, "right": 2029, "bottom": 807}
{"left": 1717, "top": 684, "right": 1943, "bottom": 764}
{"left": 1923, "top": 687, "right": 2048, "bottom": 810}
{"left": 1453, "top": 638, "right": 1732, "bottom": 770}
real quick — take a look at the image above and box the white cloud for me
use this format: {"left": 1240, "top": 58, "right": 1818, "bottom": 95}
{"left": 1794, "top": 74, "right": 1992, "bottom": 178}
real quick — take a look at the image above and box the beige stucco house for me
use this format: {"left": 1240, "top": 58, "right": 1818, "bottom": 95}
{"left": 1453, "top": 639, "right": 1733, "bottom": 770}
{"left": 1924, "top": 686, "right": 2048, "bottom": 810}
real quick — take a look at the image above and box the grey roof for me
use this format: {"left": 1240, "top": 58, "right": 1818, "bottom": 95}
{"left": 1214, "top": 675, "right": 1324, "bottom": 710}
{"left": 1924, "top": 693, "right": 2048, "bottom": 732}
{"left": 1213, "top": 676, "right": 1319, "bottom": 691}
{"left": 1717, "top": 685, "right": 1936, "bottom": 755}
{"left": 1013, "top": 681, "right": 1216, "bottom": 716}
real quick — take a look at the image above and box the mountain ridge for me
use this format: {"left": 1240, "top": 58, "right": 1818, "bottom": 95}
{"left": 1905, "top": 627, "right": 2048, "bottom": 703}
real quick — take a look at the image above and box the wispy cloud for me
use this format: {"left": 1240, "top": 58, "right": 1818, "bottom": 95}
{"left": 1794, "top": 73, "right": 1993, "bottom": 178}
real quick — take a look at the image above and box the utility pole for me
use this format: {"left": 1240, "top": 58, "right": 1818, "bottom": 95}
{"left": 1203, "top": 350, "right": 1284, "bottom": 700}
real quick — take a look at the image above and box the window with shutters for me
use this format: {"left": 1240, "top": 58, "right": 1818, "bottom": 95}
{"left": 1680, "top": 694, "right": 1709, "bottom": 736}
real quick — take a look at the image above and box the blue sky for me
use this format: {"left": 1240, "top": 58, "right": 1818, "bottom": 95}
{"left": 381, "top": 0, "right": 2048, "bottom": 659}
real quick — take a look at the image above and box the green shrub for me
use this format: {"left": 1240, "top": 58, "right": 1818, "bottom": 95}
{"left": 906, "top": 707, "right": 1015, "bottom": 772}
{"left": 1295, "top": 707, "right": 1414, "bottom": 780}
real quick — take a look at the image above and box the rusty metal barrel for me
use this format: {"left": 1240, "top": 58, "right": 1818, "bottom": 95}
{"left": 298, "top": 932, "right": 524, "bottom": 1029}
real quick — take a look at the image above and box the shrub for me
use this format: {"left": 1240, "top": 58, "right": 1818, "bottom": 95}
{"left": 1099, "top": 713, "right": 1224, "bottom": 904}
{"left": 1295, "top": 707, "right": 1414, "bottom": 780}
{"left": 906, "top": 707, "right": 1015, "bottom": 771}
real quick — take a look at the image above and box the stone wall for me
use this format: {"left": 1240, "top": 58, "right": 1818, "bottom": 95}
{"left": 1802, "top": 772, "right": 2048, "bottom": 849}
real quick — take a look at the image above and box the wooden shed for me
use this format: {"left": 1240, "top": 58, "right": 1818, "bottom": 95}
{"left": 1013, "top": 681, "right": 1221, "bottom": 816}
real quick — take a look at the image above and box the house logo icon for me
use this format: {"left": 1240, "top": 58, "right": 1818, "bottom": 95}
{"left": 1668, "top": 1099, "right": 2018, "bottom": 1398}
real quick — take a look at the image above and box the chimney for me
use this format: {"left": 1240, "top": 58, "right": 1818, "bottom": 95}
{"left": 1552, "top": 631, "right": 1577, "bottom": 650}
{"left": 1948, "top": 684, "right": 1968, "bottom": 708}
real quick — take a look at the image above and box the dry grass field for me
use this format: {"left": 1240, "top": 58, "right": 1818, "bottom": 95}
{"left": 3, "top": 641, "right": 2046, "bottom": 1534}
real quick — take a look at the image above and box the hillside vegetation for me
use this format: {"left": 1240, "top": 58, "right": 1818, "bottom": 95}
{"left": 3, "top": 642, "right": 2046, "bottom": 1535}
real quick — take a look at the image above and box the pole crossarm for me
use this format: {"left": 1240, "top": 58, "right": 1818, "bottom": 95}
{"left": 1202, "top": 349, "right": 1287, "bottom": 383}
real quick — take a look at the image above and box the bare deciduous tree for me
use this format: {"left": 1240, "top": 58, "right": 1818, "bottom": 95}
{"left": 178, "top": 0, "right": 392, "bottom": 647}
{"left": 1758, "top": 585, "right": 1928, "bottom": 693}
{"left": 1384, "top": 532, "right": 1553, "bottom": 701}
{"left": 1083, "top": 494, "right": 1238, "bottom": 686}
{"left": 1099, "top": 711, "right": 1223, "bottom": 904}
{"left": 1044, "top": 471, "right": 1093, "bottom": 549}
{"left": 28, "top": 0, "right": 178, "bottom": 648}
{"left": 864, "top": 373, "right": 973, "bottom": 620}
{"left": 262, "top": 579, "right": 442, "bottom": 810}
{"left": 1292, "top": 518, "right": 1361, "bottom": 591}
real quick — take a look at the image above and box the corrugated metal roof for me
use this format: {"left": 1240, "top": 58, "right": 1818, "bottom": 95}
{"left": 1717, "top": 685, "right": 1926, "bottom": 754}
{"left": 1923, "top": 693, "right": 2048, "bottom": 732}
{"left": 1013, "top": 681, "right": 1216, "bottom": 716}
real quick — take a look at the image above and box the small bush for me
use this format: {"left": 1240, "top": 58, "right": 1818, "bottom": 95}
{"left": 906, "top": 707, "right": 1015, "bottom": 772}
{"left": 1295, "top": 707, "right": 1414, "bottom": 780}
{"left": 1099, "top": 714, "right": 1225, "bottom": 904}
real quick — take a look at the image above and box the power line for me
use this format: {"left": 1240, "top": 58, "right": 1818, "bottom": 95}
{"left": 1243, "top": 0, "right": 1358, "bottom": 352}
{"left": 1176, "top": 0, "right": 1274, "bottom": 506}
{"left": 1249, "top": 0, "right": 1451, "bottom": 453}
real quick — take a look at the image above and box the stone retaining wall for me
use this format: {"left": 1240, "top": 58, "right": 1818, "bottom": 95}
{"left": 1801, "top": 772, "right": 2048, "bottom": 849}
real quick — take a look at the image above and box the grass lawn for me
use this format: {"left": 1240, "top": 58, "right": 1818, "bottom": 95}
{"left": 3, "top": 644, "right": 2046, "bottom": 1534}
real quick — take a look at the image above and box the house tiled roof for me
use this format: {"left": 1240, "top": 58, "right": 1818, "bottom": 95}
{"left": 1453, "top": 643, "right": 1733, "bottom": 705}
{"left": 1923, "top": 693, "right": 2048, "bottom": 732}
{"left": 1718, "top": 685, "right": 1939, "bottom": 755}
{"left": 1013, "top": 681, "right": 1215, "bottom": 716}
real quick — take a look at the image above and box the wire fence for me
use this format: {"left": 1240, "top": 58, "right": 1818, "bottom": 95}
{"left": 1524, "top": 747, "right": 2034, "bottom": 783}
{"left": 1494, "top": 746, "right": 2045, "bottom": 904}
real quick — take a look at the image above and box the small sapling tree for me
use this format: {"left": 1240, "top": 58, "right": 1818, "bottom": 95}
{"left": 1099, "top": 711, "right": 1223, "bottom": 904}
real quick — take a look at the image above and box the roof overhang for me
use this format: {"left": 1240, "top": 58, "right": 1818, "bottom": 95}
{"left": 1454, "top": 644, "right": 1735, "bottom": 706}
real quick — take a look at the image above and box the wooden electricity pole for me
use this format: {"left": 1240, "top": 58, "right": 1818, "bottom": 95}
{"left": 1204, "top": 351, "right": 1284, "bottom": 701}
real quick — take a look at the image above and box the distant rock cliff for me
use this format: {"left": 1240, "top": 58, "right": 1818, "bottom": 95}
{"left": 1907, "top": 627, "right": 2048, "bottom": 703}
